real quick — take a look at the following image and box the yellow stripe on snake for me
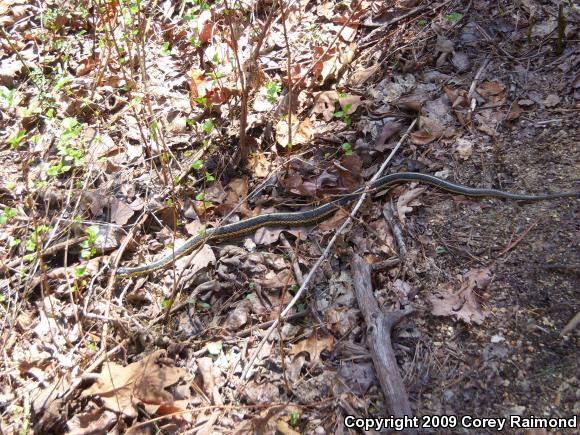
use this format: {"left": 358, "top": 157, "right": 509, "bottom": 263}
{"left": 115, "top": 172, "right": 579, "bottom": 277}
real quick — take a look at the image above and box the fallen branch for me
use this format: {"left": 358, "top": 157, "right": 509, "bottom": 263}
{"left": 350, "top": 252, "right": 415, "bottom": 430}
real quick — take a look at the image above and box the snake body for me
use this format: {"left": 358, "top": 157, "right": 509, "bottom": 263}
{"left": 115, "top": 172, "right": 579, "bottom": 277}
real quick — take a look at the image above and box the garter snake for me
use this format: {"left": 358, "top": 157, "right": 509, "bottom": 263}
{"left": 115, "top": 172, "right": 579, "bottom": 277}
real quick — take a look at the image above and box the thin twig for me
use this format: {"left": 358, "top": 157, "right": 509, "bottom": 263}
{"left": 497, "top": 218, "right": 539, "bottom": 257}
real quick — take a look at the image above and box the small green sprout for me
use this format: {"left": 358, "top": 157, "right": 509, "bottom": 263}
{"left": 342, "top": 142, "right": 353, "bottom": 156}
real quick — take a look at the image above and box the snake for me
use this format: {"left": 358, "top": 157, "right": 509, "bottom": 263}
{"left": 115, "top": 172, "right": 579, "bottom": 277}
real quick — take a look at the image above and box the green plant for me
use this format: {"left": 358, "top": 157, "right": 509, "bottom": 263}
{"left": 48, "top": 117, "right": 85, "bottom": 177}
{"left": 195, "top": 192, "right": 212, "bottom": 209}
{"left": 74, "top": 266, "right": 86, "bottom": 278}
{"left": 0, "top": 208, "right": 17, "bottom": 225}
{"left": 189, "top": 35, "right": 202, "bottom": 48}
{"left": 149, "top": 120, "right": 159, "bottom": 142}
{"left": 191, "top": 159, "right": 203, "bottom": 170}
{"left": 418, "top": 19, "right": 429, "bottom": 28}
{"left": 80, "top": 225, "right": 99, "bottom": 259}
{"left": 8, "top": 130, "right": 26, "bottom": 149}
{"left": 206, "top": 70, "right": 224, "bottom": 82}
{"left": 161, "top": 298, "right": 172, "bottom": 310}
{"left": 0, "top": 87, "right": 16, "bottom": 107}
{"left": 160, "top": 41, "right": 171, "bottom": 56}
{"left": 194, "top": 96, "right": 212, "bottom": 110}
{"left": 341, "top": 142, "right": 353, "bottom": 156}
{"left": 202, "top": 119, "right": 214, "bottom": 134}
{"left": 25, "top": 225, "right": 51, "bottom": 252}
{"left": 288, "top": 410, "right": 299, "bottom": 427}
{"left": 47, "top": 161, "right": 70, "bottom": 177}
{"left": 41, "top": 8, "right": 61, "bottom": 33}
{"left": 264, "top": 81, "right": 281, "bottom": 104}
{"left": 334, "top": 103, "right": 352, "bottom": 125}
{"left": 207, "top": 341, "right": 222, "bottom": 355}
{"left": 445, "top": 12, "right": 462, "bottom": 24}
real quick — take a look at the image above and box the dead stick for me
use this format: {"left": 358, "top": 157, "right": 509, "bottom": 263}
{"left": 497, "top": 218, "right": 539, "bottom": 257}
{"left": 350, "top": 252, "right": 415, "bottom": 431}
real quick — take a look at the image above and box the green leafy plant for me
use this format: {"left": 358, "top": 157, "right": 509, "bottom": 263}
{"left": 191, "top": 159, "right": 203, "bottom": 170}
{"left": 41, "top": 7, "right": 61, "bottom": 33}
{"left": 342, "top": 142, "right": 353, "bottom": 156}
{"left": 202, "top": 119, "right": 214, "bottom": 134}
{"left": 80, "top": 225, "right": 99, "bottom": 259}
{"left": 207, "top": 341, "right": 222, "bottom": 355}
{"left": 206, "top": 70, "right": 224, "bottom": 82}
{"left": 264, "top": 81, "right": 281, "bottom": 104}
{"left": 74, "top": 266, "right": 86, "bottom": 278}
{"left": 288, "top": 410, "right": 299, "bottom": 427}
{"left": 161, "top": 298, "right": 172, "bottom": 310}
{"left": 0, "top": 208, "right": 17, "bottom": 225}
{"left": 149, "top": 120, "right": 159, "bottom": 142}
{"left": 334, "top": 103, "right": 353, "bottom": 125}
{"left": 0, "top": 87, "right": 17, "bottom": 108}
{"left": 25, "top": 225, "right": 51, "bottom": 253}
{"left": 8, "top": 130, "right": 26, "bottom": 149}
{"left": 418, "top": 19, "right": 429, "bottom": 28}
{"left": 445, "top": 12, "right": 462, "bottom": 24}
{"left": 189, "top": 35, "right": 202, "bottom": 48}
{"left": 160, "top": 41, "right": 171, "bottom": 56}
{"left": 195, "top": 192, "right": 212, "bottom": 209}
{"left": 48, "top": 117, "right": 85, "bottom": 177}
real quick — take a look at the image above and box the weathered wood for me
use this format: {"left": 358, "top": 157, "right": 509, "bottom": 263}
{"left": 350, "top": 252, "right": 416, "bottom": 434}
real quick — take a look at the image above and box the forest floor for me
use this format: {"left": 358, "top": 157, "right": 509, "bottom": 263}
{"left": 0, "top": 0, "right": 578, "bottom": 433}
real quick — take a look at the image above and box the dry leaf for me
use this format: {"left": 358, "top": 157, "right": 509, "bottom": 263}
{"left": 312, "top": 91, "right": 338, "bottom": 121}
{"left": 347, "top": 64, "right": 380, "bottom": 86}
{"left": 428, "top": 268, "right": 492, "bottom": 325}
{"left": 190, "top": 68, "right": 209, "bottom": 103}
{"left": 110, "top": 199, "right": 134, "bottom": 225}
{"left": 76, "top": 54, "right": 99, "bottom": 77}
{"left": 66, "top": 408, "right": 117, "bottom": 434}
{"left": 506, "top": 101, "right": 521, "bottom": 120}
{"left": 289, "top": 334, "right": 333, "bottom": 364}
{"left": 81, "top": 350, "right": 185, "bottom": 418}
{"left": 0, "top": 58, "right": 24, "bottom": 87}
{"left": 451, "top": 50, "right": 471, "bottom": 72}
{"left": 396, "top": 186, "right": 426, "bottom": 223}
{"left": 174, "top": 242, "right": 216, "bottom": 276}
{"left": 275, "top": 115, "right": 313, "bottom": 147}
{"left": 338, "top": 94, "right": 363, "bottom": 114}
{"left": 254, "top": 226, "right": 309, "bottom": 245}
{"left": 223, "top": 300, "right": 252, "bottom": 330}
{"left": 476, "top": 81, "right": 505, "bottom": 98}
{"left": 247, "top": 151, "right": 271, "bottom": 178}
{"left": 543, "top": 94, "right": 561, "bottom": 108}
{"left": 259, "top": 268, "right": 294, "bottom": 289}
{"left": 194, "top": 9, "right": 214, "bottom": 43}
{"left": 410, "top": 116, "right": 445, "bottom": 145}
{"left": 318, "top": 208, "right": 348, "bottom": 232}
{"left": 454, "top": 138, "right": 473, "bottom": 160}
